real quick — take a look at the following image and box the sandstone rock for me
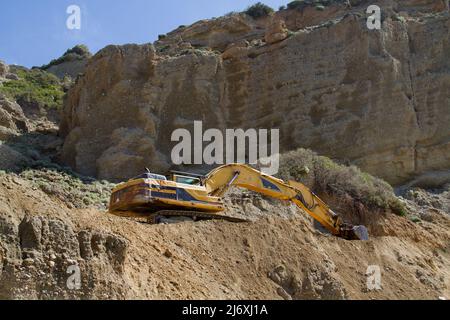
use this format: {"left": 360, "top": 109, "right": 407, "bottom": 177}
{"left": 164, "top": 14, "right": 257, "bottom": 52}
{"left": 265, "top": 19, "right": 288, "bottom": 44}
{"left": 0, "top": 214, "right": 129, "bottom": 299}
{"left": 0, "top": 60, "right": 8, "bottom": 78}
{"left": 45, "top": 59, "right": 88, "bottom": 80}
{"left": 61, "top": 3, "right": 450, "bottom": 185}
{"left": 96, "top": 127, "right": 169, "bottom": 181}
{"left": 179, "top": 41, "right": 193, "bottom": 50}
{"left": 0, "top": 95, "right": 30, "bottom": 136}
{"left": 0, "top": 108, "right": 16, "bottom": 130}
{"left": 222, "top": 40, "right": 250, "bottom": 60}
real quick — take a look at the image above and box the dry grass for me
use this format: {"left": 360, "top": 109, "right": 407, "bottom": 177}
{"left": 278, "top": 148, "right": 406, "bottom": 215}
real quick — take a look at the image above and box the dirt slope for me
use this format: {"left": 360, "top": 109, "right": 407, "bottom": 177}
{"left": 1, "top": 173, "right": 448, "bottom": 300}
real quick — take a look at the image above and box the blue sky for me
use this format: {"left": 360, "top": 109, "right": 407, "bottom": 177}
{"left": 0, "top": 0, "right": 287, "bottom": 68}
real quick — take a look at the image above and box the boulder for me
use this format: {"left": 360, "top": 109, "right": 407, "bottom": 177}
{"left": 0, "top": 60, "right": 8, "bottom": 78}
{"left": 222, "top": 40, "right": 250, "bottom": 60}
{"left": 0, "top": 95, "right": 30, "bottom": 136}
{"left": 265, "top": 19, "right": 288, "bottom": 44}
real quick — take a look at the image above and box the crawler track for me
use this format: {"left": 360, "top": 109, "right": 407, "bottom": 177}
{"left": 147, "top": 210, "right": 249, "bottom": 224}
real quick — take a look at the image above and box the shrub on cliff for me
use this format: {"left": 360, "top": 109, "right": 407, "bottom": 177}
{"left": 244, "top": 2, "right": 274, "bottom": 19}
{"left": 277, "top": 148, "right": 406, "bottom": 216}
{"left": 287, "top": 0, "right": 354, "bottom": 11}
{"left": 41, "top": 44, "right": 92, "bottom": 70}
{"left": 0, "top": 68, "right": 64, "bottom": 110}
{"left": 287, "top": 0, "right": 306, "bottom": 10}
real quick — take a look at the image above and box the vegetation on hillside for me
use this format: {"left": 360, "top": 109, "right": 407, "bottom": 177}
{"left": 41, "top": 44, "right": 91, "bottom": 70}
{"left": 244, "top": 2, "right": 275, "bottom": 18}
{"left": 19, "top": 168, "right": 114, "bottom": 209}
{"left": 246, "top": 1, "right": 365, "bottom": 16}
{"left": 286, "top": 0, "right": 364, "bottom": 11}
{"left": 0, "top": 68, "right": 64, "bottom": 110}
{"left": 278, "top": 148, "right": 407, "bottom": 215}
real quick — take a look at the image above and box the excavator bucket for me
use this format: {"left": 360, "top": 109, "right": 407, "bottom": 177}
{"left": 340, "top": 225, "right": 369, "bottom": 241}
{"left": 353, "top": 225, "right": 369, "bottom": 241}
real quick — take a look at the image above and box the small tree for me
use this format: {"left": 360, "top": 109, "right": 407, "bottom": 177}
{"left": 244, "top": 2, "right": 274, "bottom": 19}
{"left": 64, "top": 44, "right": 91, "bottom": 58}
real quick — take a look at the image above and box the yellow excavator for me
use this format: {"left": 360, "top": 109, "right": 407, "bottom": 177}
{"left": 109, "top": 164, "right": 369, "bottom": 240}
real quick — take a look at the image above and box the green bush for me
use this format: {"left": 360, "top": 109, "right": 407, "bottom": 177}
{"left": 287, "top": 0, "right": 347, "bottom": 10}
{"left": 0, "top": 68, "right": 64, "bottom": 109}
{"left": 244, "top": 2, "right": 274, "bottom": 19}
{"left": 287, "top": 0, "right": 306, "bottom": 10}
{"left": 41, "top": 45, "right": 91, "bottom": 70}
{"left": 277, "top": 148, "right": 407, "bottom": 215}
{"left": 63, "top": 44, "right": 91, "bottom": 57}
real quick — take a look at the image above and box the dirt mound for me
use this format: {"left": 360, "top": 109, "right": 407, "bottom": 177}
{"left": 0, "top": 172, "right": 448, "bottom": 299}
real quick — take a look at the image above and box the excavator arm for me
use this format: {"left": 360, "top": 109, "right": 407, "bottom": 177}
{"left": 203, "top": 164, "right": 368, "bottom": 240}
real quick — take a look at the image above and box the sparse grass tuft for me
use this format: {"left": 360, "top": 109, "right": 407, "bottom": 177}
{"left": 20, "top": 167, "right": 115, "bottom": 210}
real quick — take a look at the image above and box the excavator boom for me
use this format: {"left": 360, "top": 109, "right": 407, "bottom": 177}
{"left": 203, "top": 164, "right": 368, "bottom": 240}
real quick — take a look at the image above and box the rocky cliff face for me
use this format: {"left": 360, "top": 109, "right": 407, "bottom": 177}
{"left": 44, "top": 59, "right": 87, "bottom": 81}
{"left": 60, "top": 1, "right": 450, "bottom": 184}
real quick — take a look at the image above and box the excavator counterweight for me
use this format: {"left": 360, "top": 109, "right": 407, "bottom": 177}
{"left": 109, "top": 164, "right": 369, "bottom": 240}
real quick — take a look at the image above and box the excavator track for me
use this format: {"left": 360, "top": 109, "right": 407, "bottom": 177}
{"left": 147, "top": 210, "right": 249, "bottom": 224}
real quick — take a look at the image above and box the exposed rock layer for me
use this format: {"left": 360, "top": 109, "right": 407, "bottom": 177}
{"left": 0, "top": 172, "right": 449, "bottom": 299}
{"left": 60, "top": 1, "right": 450, "bottom": 184}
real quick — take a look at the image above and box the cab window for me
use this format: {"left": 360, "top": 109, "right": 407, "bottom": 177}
{"left": 174, "top": 175, "right": 200, "bottom": 185}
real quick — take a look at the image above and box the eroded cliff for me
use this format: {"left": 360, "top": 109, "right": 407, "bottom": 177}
{"left": 60, "top": 1, "right": 450, "bottom": 184}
